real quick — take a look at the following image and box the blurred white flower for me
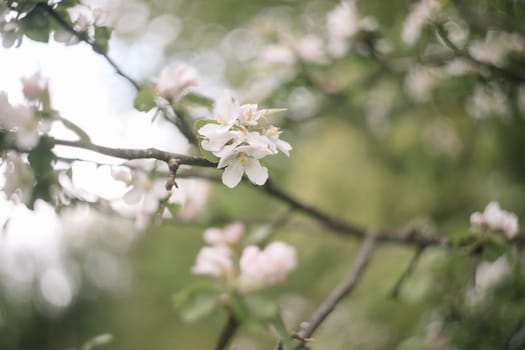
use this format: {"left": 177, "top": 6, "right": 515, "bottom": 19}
{"left": 192, "top": 245, "right": 234, "bottom": 279}
{"left": 470, "top": 201, "right": 519, "bottom": 239}
{"left": 154, "top": 64, "right": 200, "bottom": 101}
{"left": 327, "top": 0, "right": 377, "bottom": 57}
{"left": 204, "top": 222, "right": 244, "bottom": 246}
{"left": 295, "top": 34, "right": 327, "bottom": 64}
{"left": 111, "top": 164, "right": 168, "bottom": 229}
{"left": 466, "top": 85, "right": 510, "bottom": 119}
{"left": 0, "top": 91, "right": 44, "bottom": 149}
{"left": 402, "top": 0, "right": 442, "bottom": 46}
{"left": 1, "top": 152, "right": 35, "bottom": 204}
{"left": 260, "top": 44, "right": 296, "bottom": 66}
{"left": 238, "top": 241, "right": 297, "bottom": 292}
{"left": 21, "top": 72, "right": 48, "bottom": 101}
{"left": 404, "top": 65, "right": 439, "bottom": 102}
{"left": 475, "top": 256, "right": 510, "bottom": 290}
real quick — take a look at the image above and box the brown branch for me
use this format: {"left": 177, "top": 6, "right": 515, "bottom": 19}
{"left": 214, "top": 313, "right": 239, "bottom": 350}
{"left": 293, "top": 234, "right": 377, "bottom": 349}
{"left": 262, "top": 180, "right": 449, "bottom": 247}
{"left": 40, "top": 2, "right": 200, "bottom": 145}
{"left": 51, "top": 137, "right": 215, "bottom": 167}
{"left": 2, "top": 131, "right": 450, "bottom": 248}
{"left": 389, "top": 245, "right": 426, "bottom": 299}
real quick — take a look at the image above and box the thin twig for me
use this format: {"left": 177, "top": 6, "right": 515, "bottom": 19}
{"left": 262, "top": 180, "right": 448, "bottom": 247}
{"left": 39, "top": 3, "right": 140, "bottom": 90}
{"left": 293, "top": 234, "right": 377, "bottom": 349}
{"left": 214, "top": 313, "right": 239, "bottom": 350}
{"left": 41, "top": 2, "right": 200, "bottom": 145}
{"left": 52, "top": 137, "right": 215, "bottom": 167}
{"left": 389, "top": 245, "right": 426, "bottom": 299}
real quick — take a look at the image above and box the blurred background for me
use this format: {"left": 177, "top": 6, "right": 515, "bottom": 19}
{"left": 1, "top": 0, "right": 525, "bottom": 349}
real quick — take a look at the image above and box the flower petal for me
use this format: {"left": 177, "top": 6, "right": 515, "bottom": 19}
{"left": 222, "top": 160, "right": 244, "bottom": 188}
{"left": 245, "top": 159, "right": 268, "bottom": 185}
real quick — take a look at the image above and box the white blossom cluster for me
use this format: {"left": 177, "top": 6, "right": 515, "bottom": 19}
{"left": 0, "top": 91, "right": 47, "bottom": 149}
{"left": 470, "top": 201, "right": 519, "bottom": 239}
{"left": 198, "top": 93, "right": 292, "bottom": 188}
{"left": 0, "top": 3, "right": 22, "bottom": 48}
{"left": 111, "top": 161, "right": 210, "bottom": 229}
{"left": 192, "top": 222, "right": 297, "bottom": 293}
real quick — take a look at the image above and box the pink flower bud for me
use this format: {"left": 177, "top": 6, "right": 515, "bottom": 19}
{"left": 21, "top": 72, "right": 47, "bottom": 101}
{"left": 203, "top": 222, "right": 244, "bottom": 246}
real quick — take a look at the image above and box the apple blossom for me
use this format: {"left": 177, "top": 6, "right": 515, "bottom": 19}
{"left": 198, "top": 93, "right": 292, "bottom": 188}
{"left": 154, "top": 64, "right": 200, "bottom": 101}
{"left": 0, "top": 91, "right": 44, "bottom": 149}
{"left": 238, "top": 241, "right": 297, "bottom": 292}
{"left": 203, "top": 222, "right": 244, "bottom": 246}
{"left": 192, "top": 245, "right": 234, "bottom": 279}
{"left": 111, "top": 165, "right": 168, "bottom": 229}
{"left": 470, "top": 201, "right": 519, "bottom": 239}
{"left": 21, "top": 72, "right": 47, "bottom": 101}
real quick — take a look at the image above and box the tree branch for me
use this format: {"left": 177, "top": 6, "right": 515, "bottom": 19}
{"left": 389, "top": 245, "right": 426, "bottom": 299}
{"left": 40, "top": 2, "right": 200, "bottom": 145}
{"left": 434, "top": 24, "right": 525, "bottom": 84}
{"left": 214, "top": 313, "right": 239, "bottom": 350}
{"left": 51, "top": 137, "right": 215, "bottom": 167}
{"left": 292, "top": 234, "right": 377, "bottom": 349}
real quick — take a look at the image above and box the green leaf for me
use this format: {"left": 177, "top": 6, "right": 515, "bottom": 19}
{"left": 27, "top": 136, "right": 57, "bottom": 207}
{"left": 179, "top": 92, "right": 215, "bottom": 107}
{"left": 93, "top": 26, "right": 112, "bottom": 54}
{"left": 195, "top": 119, "right": 219, "bottom": 131}
{"left": 243, "top": 296, "right": 292, "bottom": 347}
{"left": 21, "top": 6, "right": 51, "bottom": 43}
{"left": 133, "top": 87, "right": 156, "bottom": 112}
{"left": 172, "top": 283, "right": 221, "bottom": 322}
{"left": 199, "top": 144, "right": 220, "bottom": 163}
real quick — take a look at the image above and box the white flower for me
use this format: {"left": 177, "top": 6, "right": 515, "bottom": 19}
{"left": 218, "top": 146, "right": 271, "bottom": 188}
{"left": 238, "top": 241, "right": 297, "bottom": 292}
{"left": 154, "top": 64, "right": 200, "bottom": 101}
{"left": 327, "top": 1, "right": 377, "bottom": 57}
{"left": 198, "top": 93, "right": 291, "bottom": 188}
{"left": 404, "top": 65, "right": 439, "bottom": 102}
{"left": 1, "top": 153, "right": 34, "bottom": 204}
{"left": 402, "top": 0, "right": 442, "bottom": 46}
{"left": 466, "top": 85, "right": 510, "bottom": 119}
{"left": 470, "top": 201, "right": 519, "bottom": 239}
{"left": 475, "top": 256, "right": 510, "bottom": 290}
{"left": 203, "top": 222, "right": 244, "bottom": 246}
{"left": 264, "top": 126, "right": 292, "bottom": 157}
{"left": 295, "top": 34, "right": 327, "bottom": 64}
{"left": 260, "top": 44, "right": 296, "bottom": 66}
{"left": 21, "top": 72, "right": 47, "bottom": 101}
{"left": 0, "top": 92, "right": 42, "bottom": 149}
{"left": 111, "top": 166, "right": 168, "bottom": 228}
{"left": 192, "top": 245, "right": 234, "bottom": 279}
